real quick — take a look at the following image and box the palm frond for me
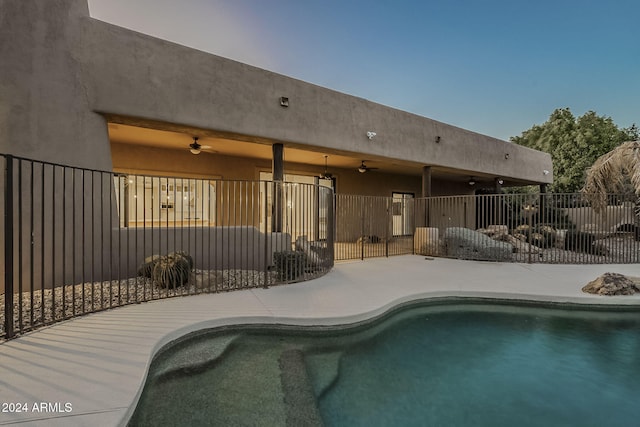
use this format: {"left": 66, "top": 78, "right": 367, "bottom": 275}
{"left": 582, "top": 141, "right": 640, "bottom": 213}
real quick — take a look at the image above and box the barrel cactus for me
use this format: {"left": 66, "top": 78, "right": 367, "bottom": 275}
{"left": 168, "top": 251, "right": 194, "bottom": 270}
{"left": 152, "top": 253, "right": 192, "bottom": 289}
{"left": 138, "top": 254, "right": 161, "bottom": 278}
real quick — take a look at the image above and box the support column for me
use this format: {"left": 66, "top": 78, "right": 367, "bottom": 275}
{"left": 421, "top": 166, "right": 432, "bottom": 198}
{"left": 494, "top": 177, "right": 502, "bottom": 193}
{"left": 421, "top": 166, "right": 431, "bottom": 227}
{"left": 272, "top": 143, "right": 284, "bottom": 232}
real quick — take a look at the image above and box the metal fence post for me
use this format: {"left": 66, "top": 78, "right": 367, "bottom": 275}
{"left": 4, "top": 155, "right": 15, "bottom": 339}
{"left": 385, "top": 198, "right": 390, "bottom": 257}
{"left": 328, "top": 190, "right": 335, "bottom": 266}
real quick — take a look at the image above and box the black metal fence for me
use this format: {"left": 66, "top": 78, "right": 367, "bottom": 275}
{"left": 4, "top": 153, "right": 639, "bottom": 339}
{"left": 1, "top": 154, "right": 334, "bottom": 339}
{"left": 415, "top": 192, "right": 640, "bottom": 263}
{"left": 336, "top": 192, "right": 639, "bottom": 264}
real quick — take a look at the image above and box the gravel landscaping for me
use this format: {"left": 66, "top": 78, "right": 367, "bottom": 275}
{"left": 0, "top": 269, "right": 277, "bottom": 338}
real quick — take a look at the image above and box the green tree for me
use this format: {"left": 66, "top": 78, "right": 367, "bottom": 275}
{"left": 511, "top": 108, "right": 637, "bottom": 193}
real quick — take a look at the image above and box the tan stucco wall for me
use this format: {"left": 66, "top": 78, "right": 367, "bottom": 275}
{"left": 1, "top": 0, "right": 553, "bottom": 186}
{"left": 0, "top": 0, "right": 112, "bottom": 170}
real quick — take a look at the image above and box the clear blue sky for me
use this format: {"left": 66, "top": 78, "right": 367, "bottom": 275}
{"left": 88, "top": 0, "right": 639, "bottom": 141}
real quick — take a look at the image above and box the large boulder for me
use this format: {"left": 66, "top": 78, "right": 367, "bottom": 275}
{"left": 444, "top": 227, "right": 512, "bottom": 261}
{"left": 582, "top": 273, "right": 640, "bottom": 296}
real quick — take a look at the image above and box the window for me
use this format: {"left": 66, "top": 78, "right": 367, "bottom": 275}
{"left": 259, "top": 172, "right": 333, "bottom": 241}
{"left": 114, "top": 175, "right": 217, "bottom": 227}
{"left": 392, "top": 192, "right": 414, "bottom": 236}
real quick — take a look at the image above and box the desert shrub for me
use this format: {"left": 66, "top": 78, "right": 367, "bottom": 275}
{"left": 274, "top": 251, "right": 306, "bottom": 282}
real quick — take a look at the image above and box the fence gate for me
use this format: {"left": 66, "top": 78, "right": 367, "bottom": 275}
{"left": 334, "top": 194, "right": 415, "bottom": 260}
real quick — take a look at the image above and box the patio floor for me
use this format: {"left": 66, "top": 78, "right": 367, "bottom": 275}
{"left": 1, "top": 255, "right": 639, "bottom": 426}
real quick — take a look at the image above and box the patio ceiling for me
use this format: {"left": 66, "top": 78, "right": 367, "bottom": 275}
{"left": 108, "top": 122, "right": 364, "bottom": 171}
{"left": 106, "top": 121, "right": 534, "bottom": 186}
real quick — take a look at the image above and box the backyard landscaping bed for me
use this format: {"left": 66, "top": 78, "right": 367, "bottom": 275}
{"left": 0, "top": 269, "right": 279, "bottom": 338}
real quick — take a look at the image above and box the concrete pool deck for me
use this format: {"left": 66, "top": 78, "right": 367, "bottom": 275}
{"left": 1, "top": 255, "right": 639, "bottom": 426}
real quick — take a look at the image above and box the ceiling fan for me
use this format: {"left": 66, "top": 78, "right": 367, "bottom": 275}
{"left": 357, "top": 160, "right": 378, "bottom": 173}
{"left": 189, "top": 136, "right": 214, "bottom": 155}
{"left": 318, "top": 155, "right": 333, "bottom": 180}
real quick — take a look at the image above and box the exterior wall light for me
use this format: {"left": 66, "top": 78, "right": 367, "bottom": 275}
{"left": 543, "top": 170, "right": 550, "bottom": 175}
{"left": 279, "top": 97, "right": 289, "bottom": 107}
{"left": 497, "top": 178, "right": 504, "bottom": 185}
{"left": 366, "top": 131, "right": 377, "bottom": 140}
{"left": 435, "top": 136, "right": 441, "bottom": 143}
{"left": 468, "top": 177, "right": 476, "bottom": 186}
{"left": 504, "top": 153, "right": 510, "bottom": 159}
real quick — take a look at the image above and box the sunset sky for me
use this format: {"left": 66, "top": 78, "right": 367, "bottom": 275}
{"left": 88, "top": 0, "right": 639, "bottom": 141}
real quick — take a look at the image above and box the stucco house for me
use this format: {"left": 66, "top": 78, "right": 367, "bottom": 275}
{"left": 1, "top": 0, "right": 553, "bottom": 291}
{"left": 1, "top": 0, "right": 552, "bottom": 192}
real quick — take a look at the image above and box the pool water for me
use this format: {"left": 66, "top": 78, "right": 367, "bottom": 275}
{"left": 129, "top": 302, "right": 640, "bottom": 426}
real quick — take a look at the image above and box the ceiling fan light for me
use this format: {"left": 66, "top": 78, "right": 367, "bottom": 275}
{"left": 358, "top": 167, "right": 367, "bottom": 173}
{"left": 190, "top": 136, "right": 201, "bottom": 154}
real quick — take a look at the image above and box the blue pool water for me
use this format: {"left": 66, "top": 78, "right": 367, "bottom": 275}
{"left": 129, "top": 302, "right": 640, "bottom": 426}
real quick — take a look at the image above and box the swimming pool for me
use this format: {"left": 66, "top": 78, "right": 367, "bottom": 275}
{"left": 128, "top": 301, "right": 640, "bottom": 426}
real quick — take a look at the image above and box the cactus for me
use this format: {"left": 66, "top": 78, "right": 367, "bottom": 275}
{"left": 151, "top": 252, "right": 192, "bottom": 289}
{"left": 168, "top": 251, "right": 194, "bottom": 270}
{"left": 137, "top": 254, "right": 162, "bottom": 278}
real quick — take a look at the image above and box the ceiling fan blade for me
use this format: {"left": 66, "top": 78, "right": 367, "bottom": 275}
{"left": 358, "top": 160, "right": 379, "bottom": 173}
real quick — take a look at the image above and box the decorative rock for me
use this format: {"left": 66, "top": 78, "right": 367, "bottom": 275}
{"left": 582, "top": 273, "right": 640, "bottom": 296}
{"left": 513, "top": 233, "right": 528, "bottom": 242}
{"left": 194, "top": 271, "right": 222, "bottom": 290}
{"left": 530, "top": 232, "right": 546, "bottom": 248}
{"left": 496, "top": 234, "right": 541, "bottom": 254}
{"left": 295, "top": 236, "right": 323, "bottom": 266}
{"left": 538, "top": 225, "right": 556, "bottom": 235}
{"left": 477, "top": 225, "right": 509, "bottom": 239}
{"left": 444, "top": 227, "right": 512, "bottom": 261}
